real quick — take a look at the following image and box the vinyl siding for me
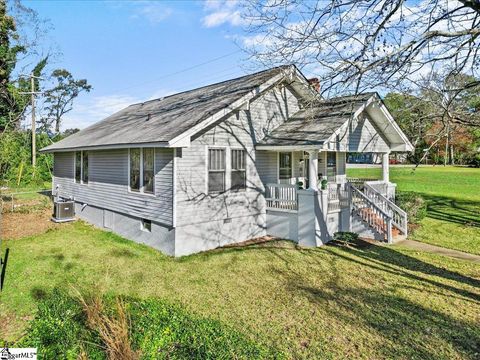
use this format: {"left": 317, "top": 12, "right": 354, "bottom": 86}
{"left": 175, "top": 83, "right": 300, "bottom": 228}
{"left": 329, "top": 115, "right": 391, "bottom": 153}
{"left": 53, "top": 148, "right": 174, "bottom": 226}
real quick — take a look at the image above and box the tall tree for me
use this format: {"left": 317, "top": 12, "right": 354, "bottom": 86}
{"left": 385, "top": 72, "right": 480, "bottom": 164}
{"left": 41, "top": 69, "right": 91, "bottom": 133}
{"left": 0, "top": 0, "right": 26, "bottom": 130}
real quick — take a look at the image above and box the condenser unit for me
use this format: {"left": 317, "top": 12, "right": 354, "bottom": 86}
{"left": 52, "top": 199, "right": 75, "bottom": 223}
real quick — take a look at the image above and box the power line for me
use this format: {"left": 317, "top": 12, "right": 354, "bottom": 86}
{"left": 114, "top": 49, "right": 243, "bottom": 93}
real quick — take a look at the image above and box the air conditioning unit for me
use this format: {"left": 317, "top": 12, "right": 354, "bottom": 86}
{"left": 52, "top": 199, "right": 75, "bottom": 223}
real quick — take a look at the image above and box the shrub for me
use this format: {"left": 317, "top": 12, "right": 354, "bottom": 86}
{"left": 0, "top": 131, "right": 55, "bottom": 187}
{"left": 333, "top": 232, "right": 359, "bottom": 245}
{"left": 18, "top": 289, "right": 279, "bottom": 359}
{"left": 395, "top": 191, "right": 427, "bottom": 224}
{"left": 467, "top": 153, "right": 480, "bottom": 168}
{"left": 17, "top": 289, "right": 104, "bottom": 359}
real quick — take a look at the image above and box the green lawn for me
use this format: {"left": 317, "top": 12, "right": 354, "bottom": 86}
{"left": 347, "top": 166, "right": 480, "bottom": 255}
{"left": 1, "top": 222, "right": 479, "bottom": 359}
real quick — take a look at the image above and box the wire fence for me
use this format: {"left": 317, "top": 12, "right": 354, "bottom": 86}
{"left": 0, "top": 189, "right": 52, "bottom": 213}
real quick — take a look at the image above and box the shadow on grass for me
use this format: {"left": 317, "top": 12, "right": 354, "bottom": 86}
{"left": 207, "top": 238, "right": 480, "bottom": 357}
{"left": 420, "top": 194, "right": 480, "bottom": 227}
{"left": 206, "top": 239, "right": 480, "bottom": 295}
{"left": 283, "top": 242, "right": 479, "bottom": 358}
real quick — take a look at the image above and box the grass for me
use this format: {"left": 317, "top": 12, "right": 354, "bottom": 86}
{"left": 347, "top": 166, "right": 480, "bottom": 255}
{"left": 1, "top": 221, "right": 479, "bottom": 359}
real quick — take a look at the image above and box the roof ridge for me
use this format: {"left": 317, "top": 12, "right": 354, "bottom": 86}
{"left": 130, "top": 65, "right": 294, "bottom": 107}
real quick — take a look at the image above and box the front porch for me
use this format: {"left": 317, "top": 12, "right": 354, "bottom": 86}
{"left": 262, "top": 149, "right": 407, "bottom": 245}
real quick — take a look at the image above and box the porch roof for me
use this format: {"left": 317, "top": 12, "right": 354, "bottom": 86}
{"left": 257, "top": 93, "right": 374, "bottom": 147}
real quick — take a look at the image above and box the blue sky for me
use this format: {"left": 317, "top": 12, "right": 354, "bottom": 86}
{"left": 23, "top": 0, "right": 252, "bottom": 130}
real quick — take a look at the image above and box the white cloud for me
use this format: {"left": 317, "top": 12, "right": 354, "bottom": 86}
{"left": 131, "top": 3, "right": 173, "bottom": 24}
{"left": 202, "top": 0, "right": 244, "bottom": 28}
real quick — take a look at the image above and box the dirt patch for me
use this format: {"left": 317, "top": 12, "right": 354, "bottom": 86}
{"left": 1, "top": 208, "right": 61, "bottom": 239}
{"left": 0, "top": 311, "right": 32, "bottom": 341}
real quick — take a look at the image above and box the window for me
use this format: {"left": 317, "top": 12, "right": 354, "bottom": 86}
{"left": 82, "top": 151, "right": 88, "bottom": 184}
{"left": 130, "top": 148, "right": 141, "bottom": 191}
{"left": 208, "top": 148, "right": 226, "bottom": 193}
{"left": 75, "top": 152, "right": 81, "bottom": 183}
{"left": 75, "top": 151, "right": 88, "bottom": 184}
{"left": 143, "top": 148, "right": 154, "bottom": 194}
{"left": 141, "top": 219, "right": 151, "bottom": 232}
{"left": 130, "top": 148, "right": 155, "bottom": 194}
{"left": 327, "top": 152, "right": 337, "bottom": 180}
{"left": 231, "top": 149, "right": 246, "bottom": 190}
{"left": 279, "top": 152, "right": 292, "bottom": 183}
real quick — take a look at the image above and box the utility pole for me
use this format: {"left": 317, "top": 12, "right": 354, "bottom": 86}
{"left": 19, "top": 73, "right": 43, "bottom": 168}
{"left": 30, "top": 72, "right": 36, "bottom": 167}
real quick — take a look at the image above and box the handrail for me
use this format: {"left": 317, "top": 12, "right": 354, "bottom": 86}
{"left": 351, "top": 184, "right": 393, "bottom": 243}
{"left": 364, "top": 183, "right": 408, "bottom": 237}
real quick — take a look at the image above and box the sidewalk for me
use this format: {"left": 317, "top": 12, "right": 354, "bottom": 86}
{"left": 397, "top": 239, "right": 480, "bottom": 264}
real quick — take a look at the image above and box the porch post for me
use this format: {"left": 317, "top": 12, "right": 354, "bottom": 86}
{"left": 308, "top": 149, "right": 319, "bottom": 190}
{"left": 382, "top": 152, "right": 390, "bottom": 183}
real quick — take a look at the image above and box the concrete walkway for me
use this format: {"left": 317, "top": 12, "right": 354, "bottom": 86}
{"left": 397, "top": 239, "right": 480, "bottom": 264}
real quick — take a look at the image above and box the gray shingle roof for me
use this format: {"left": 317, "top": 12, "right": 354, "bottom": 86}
{"left": 257, "top": 92, "right": 376, "bottom": 146}
{"left": 41, "top": 66, "right": 291, "bottom": 152}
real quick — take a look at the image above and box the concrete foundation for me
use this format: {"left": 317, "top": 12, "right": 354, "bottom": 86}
{"left": 74, "top": 202, "right": 175, "bottom": 256}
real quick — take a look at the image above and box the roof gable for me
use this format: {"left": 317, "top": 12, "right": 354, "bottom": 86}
{"left": 257, "top": 92, "right": 413, "bottom": 152}
{"left": 41, "top": 65, "right": 316, "bottom": 152}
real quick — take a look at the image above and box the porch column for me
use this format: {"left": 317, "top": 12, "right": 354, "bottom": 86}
{"left": 382, "top": 152, "right": 390, "bottom": 183}
{"left": 308, "top": 149, "right": 319, "bottom": 190}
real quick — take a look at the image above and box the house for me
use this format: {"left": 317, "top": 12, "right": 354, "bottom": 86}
{"left": 41, "top": 65, "right": 413, "bottom": 256}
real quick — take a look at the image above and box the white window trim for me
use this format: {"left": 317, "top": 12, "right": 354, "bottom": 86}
{"left": 140, "top": 218, "right": 152, "bottom": 232}
{"left": 74, "top": 150, "right": 89, "bottom": 185}
{"left": 206, "top": 146, "right": 250, "bottom": 194}
{"left": 206, "top": 146, "right": 228, "bottom": 194}
{"left": 230, "top": 147, "right": 247, "bottom": 191}
{"left": 277, "top": 151, "right": 293, "bottom": 184}
{"left": 128, "top": 148, "right": 156, "bottom": 196}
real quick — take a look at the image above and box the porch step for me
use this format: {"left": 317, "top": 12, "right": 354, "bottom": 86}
{"left": 357, "top": 207, "right": 401, "bottom": 241}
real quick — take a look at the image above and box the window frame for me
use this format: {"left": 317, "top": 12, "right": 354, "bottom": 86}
{"left": 326, "top": 151, "right": 337, "bottom": 181}
{"left": 74, "top": 151, "right": 89, "bottom": 185}
{"left": 278, "top": 152, "right": 293, "bottom": 183}
{"left": 82, "top": 151, "right": 89, "bottom": 184}
{"left": 128, "top": 148, "right": 156, "bottom": 196}
{"left": 207, "top": 147, "right": 226, "bottom": 194}
{"left": 230, "top": 148, "right": 247, "bottom": 191}
{"left": 141, "top": 218, "right": 152, "bottom": 232}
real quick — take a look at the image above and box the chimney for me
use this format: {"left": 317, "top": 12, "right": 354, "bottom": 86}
{"left": 308, "top": 78, "right": 320, "bottom": 92}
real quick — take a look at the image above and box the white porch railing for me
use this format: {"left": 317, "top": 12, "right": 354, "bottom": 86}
{"left": 327, "top": 183, "right": 349, "bottom": 213}
{"left": 265, "top": 184, "right": 298, "bottom": 211}
{"left": 364, "top": 183, "right": 408, "bottom": 237}
{"left": 351, "top": 185, "right": 393, "bottom": 243}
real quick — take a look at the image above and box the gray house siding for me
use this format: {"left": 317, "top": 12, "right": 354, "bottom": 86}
{"left": 326, "top": 115, "right": 390, "bottom": 153}
{"left": 53, "top": 148, "right": 175, "bottom": 255}
{"left": 174, "top": 83, "right": 300, "bottom": 256}
{"left": 342, "top": 115, "right": 390, "bottom": 153}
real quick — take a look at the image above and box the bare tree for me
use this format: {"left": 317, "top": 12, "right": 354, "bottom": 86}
{"left": 242, "top": 0, "right": 480, "bottom": 100}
